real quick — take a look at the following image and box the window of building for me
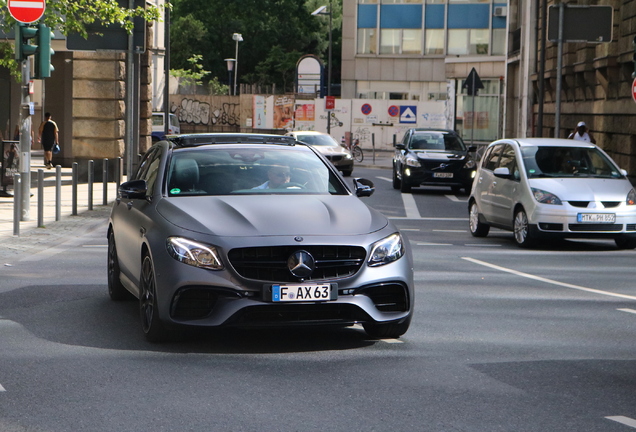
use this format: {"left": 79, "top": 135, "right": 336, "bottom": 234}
{"left": 425, "top": 29, "right": 444, "bottom": 54}
{"left": 491, "top": 28, "right": 505, "bottom": 55}
{"left": 456, "top": 78, "right": 501, "bottom": 142}
{"left": 358, "top": 28, "right": 378, "bottom": 54}
{"left": 382, "top": 0, "right": 422, "bottom": 3}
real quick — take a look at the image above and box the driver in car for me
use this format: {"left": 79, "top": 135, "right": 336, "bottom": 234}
{"left": 253, "top": 165, "right": 292, "bottom": 189}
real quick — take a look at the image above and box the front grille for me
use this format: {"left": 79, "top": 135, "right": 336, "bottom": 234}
{"left": 360, "top": 284, "right": 409, "bottom": 312}
{"left": 539, "top": 223, "right": 563, "bottom": 231}
{"left": 228, "top": 246, "right": 367, "bottom": 283}
{"left": 326, "top": 155, "right": 343, "bottom": 162}
{"left": 171, "top": 287, "right": 240, "bottom": 320}
{"left": 568, "top": 224, "right": 622, "bottom": 232}
{"left": 421, "top": 160, "right": 463, "bottom": 171}
{"left": 568, "top": 201, "right": 589, "bottom": 208}
{"left": 602, "top": 201, "right": 621, "bottom": 208}
{"left": 225, "top": 304, "right": 367, "bottom": 326}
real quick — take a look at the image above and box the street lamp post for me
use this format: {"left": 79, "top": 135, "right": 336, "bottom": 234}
{"left": 232, "top": 33, "right": 243, "bottom": 96}
{"left": 312, "top": 0, "right": 332, "bottom": 97}
{"left": 225, "top": 58, "right": 235, "bottom": 96}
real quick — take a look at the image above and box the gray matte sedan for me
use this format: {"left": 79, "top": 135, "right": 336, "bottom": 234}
{"left": 108, "top": 133, "right": 414, "bottom": 341}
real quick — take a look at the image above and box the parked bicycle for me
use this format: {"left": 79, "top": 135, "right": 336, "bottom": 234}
{"left": 351, "top": 139, "right": 364, "bottom": 163}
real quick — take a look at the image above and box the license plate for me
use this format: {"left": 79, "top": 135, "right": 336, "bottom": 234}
{"left": 271, "top": 284, "right": 336, "bottom": 302}
{"left": 577, "top": 213, "right": 616, "bottom": 223}
{"left": 433, "top": 172, "right": 453, "bottom": 178}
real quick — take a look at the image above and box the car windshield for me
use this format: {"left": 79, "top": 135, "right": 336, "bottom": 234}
{"left": 521, "top": 146, "right": 623, "bottom": 179}
{"left": 295, "top": 134, "right": 338, "bottom": 146}
{"left": 409, "top": 132, "right": 466, "bottom": 152}
{"left": 166, "top": 145, "right": 349, "bottom": 196}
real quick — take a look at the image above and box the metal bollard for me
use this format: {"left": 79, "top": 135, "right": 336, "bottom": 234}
{"left": 55, "top": 165, "right": 62, "bottom": 221}
{"left": 103, "top": 158, "right": 109, "bottom": 205}
{"left": 13, "top": 173, "right": 21, "bottom": 236}
{"left": 72, "top": 162, "right": 78, "bottom": 216}
{"left": 88, "top": 160, "right": 94, "bottom": 211}
{"left": 116, "top": 157, "right": 123, "bottom": 189}
{"left": 37, "top": 169, "right": 44, "bottom": 228}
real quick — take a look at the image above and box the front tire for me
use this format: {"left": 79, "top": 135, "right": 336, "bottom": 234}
{"left": 352, "top": 146, "right": 363, "bottom": 163}
{"left": 469, "top": 202, "right": 490, "bottom": 237}
{"left": 108, "top": 231, "right": 133, "bottom": 301}
{"left": 392, "top": 166, "right": 401, "bottom": 189}
{"left": 140, "top": 253, "right": 169, "bottom": 342}
{"left": 513, "top": 208, "right": 536, "bottom": 248}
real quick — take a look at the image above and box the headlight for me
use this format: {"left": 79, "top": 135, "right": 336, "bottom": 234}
{"left": 531, "top": 188, "right": 562, "bottom": 205}
{"left": 166, "top": 237, "right": 223, "bottom": 270}
{"left": 344, "top": 153, "right": 353, "bottom": 160}
{"left": 463, "top": 159, "right": 476, "bottom": 169}
{"left": 627, "top": 188, "right": 636, "bottom": 206}
{"left": 405, "top": 157, "right": 421, "bottom": 167}
{"left": 368, "top": 233, "right": 404, "bottom": 267}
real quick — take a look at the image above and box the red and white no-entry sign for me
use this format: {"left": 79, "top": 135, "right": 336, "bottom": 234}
{"left": 8, "top": 0, "right": 45, "bottom": 24}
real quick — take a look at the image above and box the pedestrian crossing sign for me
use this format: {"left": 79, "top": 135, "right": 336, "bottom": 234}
{"left": 400, "top": 106, "right": 417, "bottom": 124}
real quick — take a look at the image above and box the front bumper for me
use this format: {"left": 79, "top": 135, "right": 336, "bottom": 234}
{"left": 529, "top": 204, "right": 636, "bottom": 238}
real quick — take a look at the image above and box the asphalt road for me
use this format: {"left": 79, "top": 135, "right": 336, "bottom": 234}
{"left": 1, "top": 165, "right": 636, "bottom": 432}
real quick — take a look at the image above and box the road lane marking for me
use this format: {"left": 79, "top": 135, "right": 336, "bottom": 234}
{"left": 606, "top": 416, "right": 636, "bottom": 428}
{"left": 416, "top": 242, "right": 453, "bottom": 246}
{"left": 465, "top": 244, "right": 503, "bottom": 247}
{"left": 401, "top": 193, "right": 421, "bottom": 219}
{"left": 0, "top": 384, "right": 5, "bottom": 392}
{"left": 463, "top": 257, "right": 636, "bottom": 301}
{"left": 376, "top": 176, "right": 392, "bottom": 182}
{"left": 81, "top": 245, "right": 107, "bottom": 248}
{"left": 390, "top": 217, "right": 467, "bottom": 221}
{"left": 433, "top": 229, "right": 467, "bottom": 233}
{"left": 617, "top": 308, "right": 636, "bottom": 315}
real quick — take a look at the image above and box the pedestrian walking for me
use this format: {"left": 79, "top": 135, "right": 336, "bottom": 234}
{"left": 38, "top": 112, "right": 59, "bottom": 169}
{"left": 568, "top": 121, "right": 596, "bottom": 144}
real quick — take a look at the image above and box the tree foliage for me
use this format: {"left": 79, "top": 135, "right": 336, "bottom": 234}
{"left": 0, "top": 0, "right": 163, "bottom": 78}
{"left": 170, "top": 0, "right": 342, "bottom": 93}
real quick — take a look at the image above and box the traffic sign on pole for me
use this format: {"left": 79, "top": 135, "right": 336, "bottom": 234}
{"left": 8, "top": 0, "right": 45, "bottom": 24}
{"left": 632, "top": 78, "right": 636, "bottom": 103}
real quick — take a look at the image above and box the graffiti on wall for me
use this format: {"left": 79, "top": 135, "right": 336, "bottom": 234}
{"left": 352, "top": 126, "right": 371, "bottom": 146}
{"left": 176, "top": 98, "right": 240, "bottom": 126}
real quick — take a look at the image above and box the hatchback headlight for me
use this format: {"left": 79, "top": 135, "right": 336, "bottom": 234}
{"left": 166, "top": 237, "right": 223, "bottom": 270}
{"left": 368, "top": 233, "right": 405, "bottom": 267}
{"left": 531, "top": 188, "right": 562, "bottom": 205}
{"left": 627, "top": 189, "right": 636, "bottom": 206}
{"left": 405, "top": 157, "right": 421, "bottom": 167}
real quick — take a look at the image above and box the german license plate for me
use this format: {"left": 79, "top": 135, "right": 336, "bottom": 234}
{"left": 433, "top": 172, "right": 453, "bottom": 178}
{"left": 577, "top": 213, "right": 616, "bottom": 223}
{"left": 271, "top": 284, "right": 336, "bottom": 302}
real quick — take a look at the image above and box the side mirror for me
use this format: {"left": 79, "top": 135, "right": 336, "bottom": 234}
{"left": 468, "top": 146, "right": 477, "bottom": 153}
{"left": 395, "top": 143, "right": 405, "bottom": 150}
{"left": 493, "top": 167, "right": 511, "bottom": 178}
{"left": 620, "top": 169, "right": 628, "bottom": 177}
{"left": 353, "top": 178, "right": 375, "bottom": 197}
{"left": 119, "top": 179, "right": 148, "bottom": 199}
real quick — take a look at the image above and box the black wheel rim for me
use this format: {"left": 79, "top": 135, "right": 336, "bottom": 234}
{"left": 140, "top": 255, "right": 156, "bottom": 333}
{"left": 107, "top": 233, "right": 117, "bottom": 292}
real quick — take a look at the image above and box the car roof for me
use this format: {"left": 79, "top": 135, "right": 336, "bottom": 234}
{"left": 496, "top": 138, "right": 597, "bottom": 148}
{"left": 167, "top": 133, "right": 297, "bottom": 148}
{"left": 409, "top": 128, "right": 459, "bottom": 134}
{"left": 287, "top": 131, "right": 327, "bottom": 136}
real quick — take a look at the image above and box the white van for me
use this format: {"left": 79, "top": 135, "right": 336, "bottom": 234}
{"left": 152, "top": 113, "right": 181, "bottom": 141}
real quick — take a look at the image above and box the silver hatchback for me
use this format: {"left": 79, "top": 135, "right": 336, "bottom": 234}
{"left": 468, "top": 138, "right": 636, "bottom": 248}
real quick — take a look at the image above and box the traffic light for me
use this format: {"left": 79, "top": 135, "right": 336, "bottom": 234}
{"left": 14, "top": 23, "right": 54, "bottom": 79}
{"left": 632, "top": 36, "right": 636, "bottom": 79}
{"left": 35, "top": 23, "right": 54, "bottom": 79}
{"left": 14, "top": 23, "right": 37, "bottom": 62}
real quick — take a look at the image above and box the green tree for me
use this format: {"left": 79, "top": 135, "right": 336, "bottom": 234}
{"left": 171, "top": 54, "right": 209, "bottom": 92}
{"left": 0, "top": 0, "right": 163, "bottom": 78}
{"left": 170, "top": 0, "right": 342, "bottom": 93}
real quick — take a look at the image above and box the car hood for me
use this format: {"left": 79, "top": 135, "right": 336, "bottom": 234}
{"left": 528, "top": 177, "right": 633, "bottom": 201}
{"left": 413, "top": 150, "right": 466, "bottom": 160}
{"left": 314, "top": 146, "right": 351, "bottom": 156}
{"left": 156, "top": 195, "right": 388, "bottom": 237}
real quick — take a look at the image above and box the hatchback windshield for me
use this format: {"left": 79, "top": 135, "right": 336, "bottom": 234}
{"left": 166, "top": 145, "right": 348, "bottom": 196}
{"left": 409, "top": 132, "right": 466, "bottom": 152}
{"left": 521, "top": 146, "right": 622, "bottom": 179}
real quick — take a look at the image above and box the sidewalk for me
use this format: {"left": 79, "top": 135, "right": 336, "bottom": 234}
{"left": 0, "top": 156, "right": 120, "bottom": 260}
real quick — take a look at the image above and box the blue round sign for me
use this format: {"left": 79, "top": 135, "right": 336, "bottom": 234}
{"left": 388, "top": 105, "right": 399, "bottom": 117}
{"left": 361, "top": 103, "right": 372, "bottom": 115}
